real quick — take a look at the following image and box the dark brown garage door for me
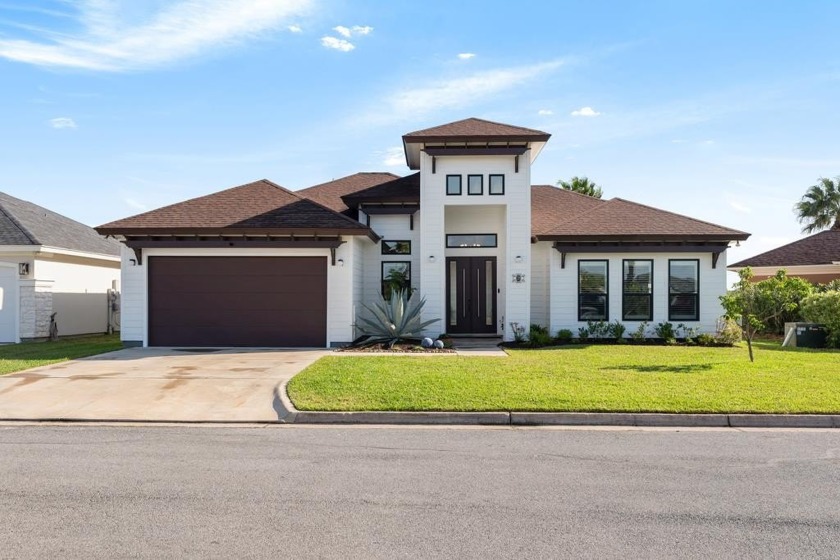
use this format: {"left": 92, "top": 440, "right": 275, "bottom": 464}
{"left": 148, "top": 256, "right": 327, "bottom": 347}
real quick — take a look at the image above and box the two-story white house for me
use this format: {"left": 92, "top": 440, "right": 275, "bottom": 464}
{"left": 97, "top": 117, "right": 749, "bottom": 347}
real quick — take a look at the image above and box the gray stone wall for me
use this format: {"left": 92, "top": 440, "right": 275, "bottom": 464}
{"left": 19, "top": 280, "right": 54, "bottom": 340}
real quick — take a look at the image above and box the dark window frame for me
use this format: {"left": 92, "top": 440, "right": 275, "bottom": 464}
{"left": 445, "top": 233, "right": 498, "bottom": 248}
{"left": 489, "top": 174, "right": 505, "bottom": 195}
{"left": 578, "top": 259, "right": 609, "bottom": 322}
{"left": 446, "top": 174, "right": 462, "bottom": 196}
{"left": 467, "top": 174, "right": 484, "bottom": 196}
{"left": 668, "top": 259, "right": 700, "bottom": 321}
{"left": 622, "top": 259, "right": 653, "bottom": 321}
{"left": 381, "top": 240, "right": 412, "bottom": 255}
{"left": 381, "top": 261, "right": 412, "bottom": 299}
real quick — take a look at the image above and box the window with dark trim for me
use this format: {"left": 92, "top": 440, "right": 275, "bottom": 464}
{"left": 489, "top": 174, "right": 505, "bottom": 195}
{"left": 669, "top": 259, "right": 699, "bottom": 321}
{"left": 446, "top": 234, "right": 497, "bottom": 248}
{"left": 381, "top": 240, "right": 411, "bottom": 255}
{"left": 579, "top": 260, "right": 608, "bottom": 321}
{"left": 446, "top": 175, "right": 462, "bottom": 195}
{"left": 382, "top": 261, "right": 411, "bottom": 299}
{"left": 467, "top": 174, "right": 483, "bottom": 195}
{"left": 622, "top": 259, "right": 653, "bottom": 321}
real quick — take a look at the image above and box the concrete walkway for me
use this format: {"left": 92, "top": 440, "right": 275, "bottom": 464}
{"left": 0, "top": 347, "right": 328, "bottom": 422}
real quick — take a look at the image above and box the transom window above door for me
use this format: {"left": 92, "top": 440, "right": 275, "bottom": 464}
{"left": 446, "top": 234, "right": 497, "bottom": 248}
{"left": 381, "top": 240, "right": 411, "bottom": 255}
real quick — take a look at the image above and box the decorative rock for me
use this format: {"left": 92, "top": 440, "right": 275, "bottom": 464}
{"left": 421, "top": 337, "right": 434, "bottom": 348}
{"left": 433, "top": 339, "right": 445, "bottom": 349}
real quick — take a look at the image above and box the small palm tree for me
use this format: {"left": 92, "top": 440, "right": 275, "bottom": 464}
{"left": 557, "top": 176, "right": 603, "bottom": 198}
{"left": 795, "top": 177, "right": 840, "bottom": 233}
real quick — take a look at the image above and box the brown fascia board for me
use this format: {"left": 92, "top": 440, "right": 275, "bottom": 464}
{"left": 343, "top": 194, "right": 420, "bottom": 205}
{"left": 96, "top": 226, "right": 381, "bottom": 242}
{"left": 534, "top": 233, "right": 751, "bottom": 243}
{"left": 402, "top": 133, "right": 551, "bottom": 144}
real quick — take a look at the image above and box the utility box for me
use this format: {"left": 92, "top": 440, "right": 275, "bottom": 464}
{"left": 783, "top": 322, "right": 828, "bottom": 348}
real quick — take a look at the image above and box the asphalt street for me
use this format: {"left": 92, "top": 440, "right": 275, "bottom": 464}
{"left": 1, "top": 425, "right": 838, "bottom": 559}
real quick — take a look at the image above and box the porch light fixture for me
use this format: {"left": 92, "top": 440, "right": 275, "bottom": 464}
{"left": 18, "top": 263, "right": 29, "bottom": 276}
{"left": 336, "top": 259, "right": 344, "bottom": 267}
{"left": 514, "top": 255, "right": 523, "bottom": 264}
{"left": 429, "top": 255, "right": 436, "bottom": 263}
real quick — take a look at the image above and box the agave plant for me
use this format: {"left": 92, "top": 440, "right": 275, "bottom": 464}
{"left": 356, "top": 289, "right": 439, "bottom": 348}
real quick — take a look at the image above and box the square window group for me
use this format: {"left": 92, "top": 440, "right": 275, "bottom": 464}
{"left": 447, "top": 174, "right": 504, "bottom": 196}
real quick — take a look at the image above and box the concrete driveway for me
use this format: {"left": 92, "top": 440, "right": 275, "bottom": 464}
{"left": 0, "top": 348, "right": 329, "bottom": 422}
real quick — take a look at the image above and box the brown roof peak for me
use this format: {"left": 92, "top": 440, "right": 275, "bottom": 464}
{"left": 403, "top": 117, "right": 550, "bottom": 141}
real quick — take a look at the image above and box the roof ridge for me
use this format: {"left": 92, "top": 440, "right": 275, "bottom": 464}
{"left": 537, "top": 183, "right": 611, "bottom": 203}
{"left": 278, "top": 179, "right": 371, "bottom": 229}
{"left": 0, "top": 195, "right": 40, "bottom": 245}
{"left": 466, "top": 116, "right": 547, "bottom": 134}
{"left": 610, "top": 197, "right": 750, "bottom": 236}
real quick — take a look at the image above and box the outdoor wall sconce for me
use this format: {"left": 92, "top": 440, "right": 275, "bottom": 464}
{"left": 336, "top": 259, "right": 344, "bottom": 267}
{"left": 429, "top": 255, "right": 436, "bottom": 263}
{"left": 18, "top": 263, "right": 29, "bottom": 276}
{"left": 514, "top": 255, "right": 523, "bottom": 264}
{"left": 512, "top": 273, "right": 526, "bottom": 283}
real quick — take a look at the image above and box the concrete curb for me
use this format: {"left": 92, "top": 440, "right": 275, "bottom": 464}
{"left": 293, "top": 411, "right": 511, "bottom": 425}
{"left": 273, "top": 381, "right": 297, "bottom": 424}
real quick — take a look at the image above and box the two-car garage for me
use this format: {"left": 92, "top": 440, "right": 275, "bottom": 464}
{"left": 147, "top": 256, "right": 328, "bottom": 347}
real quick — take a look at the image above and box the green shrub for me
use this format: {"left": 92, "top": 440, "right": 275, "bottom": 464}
{"left": 818, "top": 279, "right": 840, "bottom": 292}
{"left": 801, "top": 291, "right": 840, "bottom": 348}
{"left": 556, "top": 329, "right": 574, "bottom": 343}
{"left": 587, "top": 320, "right": 610, "bottom": 339}
{"left": 696, "top": 333, "right": 716, "bottom": 346}
{"left": 714, "top": 317, "right": 742, "bottom": 345}
{"left": 509, "top": 322, "right": 527, "bottom": 343}
{"left": 528, "top": 324, "right": 553, "bottom": 347}
{"left": 577, "top": 327, "right": 590, "bottom": 343}
{"left": 607, "top": 320, "right": 627, "bottom": 340}
{"left": 630, "top": 321, "right": 649, "bottom": 341}
{"left": 654, "top": 322, "right": 676, "bottom": 343}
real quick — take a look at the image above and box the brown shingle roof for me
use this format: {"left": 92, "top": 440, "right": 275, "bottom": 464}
{"left": 730, "top": 228, "right": 840, "bottom": 267}
{"left": 531, "top": 189, "right": 749, "bottom": 241}
{"left": 96, "top": 179, "right": 373, "bottom": 236}
{"left": 342, "top": 172, "right": 420, "bottom": 205}
{"left": 403, "top": 117, "right": 550, "bottom": 142}
{"left": 530, "top": 185, "right": 608, "bottom": 237}
{"left": 297, "top": 172, "right": 400, "bottom": 215}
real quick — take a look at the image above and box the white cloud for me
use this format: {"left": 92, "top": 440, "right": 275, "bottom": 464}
{"left": 726, "top": 197, "right": 752, "bottom": 214}
{"left": 123, "top": 197, "right": 147, "bottom": 210}
{"left": 352, "top": 25, "right": 373, "bottom": 35}
{"left": 49, "top": 117, "right": 77, "bottom": 129}
{"left": 458, "top": 53, "right": 476, "bottom": 60}
{"left": 333, "top": 25, "right": 351, "bottom": 37}
{"left": 0, "top": 0, "right": 313, "bottom": 71}
{"left": 287, "top": 24, "right": 302, "bottom": 33}
{"left": 380, "top": 146, "right": 405, "bottom": 167}
{"left": 321, "top": 36, "right": 354, "bottom": 52}
{"left": 538, "top": 109, "right": 553, "bottom": 116}
{"left": 571, "top": 106, "right": 601, "bottom": 117}
{"left": 379, "top": 60, "right": 565, "bottom": 120}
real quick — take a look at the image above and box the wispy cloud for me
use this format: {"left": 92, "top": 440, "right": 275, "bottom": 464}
{"left": 0, "top": 0, "right": 313, "bottom": 71}
{"left": 123, "top": 197, "right": 147, "bottom": 211}
{"left": 367, "top": 60, "right": 566, "bottom": 123}
{"left": 457, "top": 53, "right": 476, "bottom": 60}
{"left": 538, "top": 109, "right": 553, "bottom": 116}
{"left": 287, "top": 24, "right": 302, "bottom": 33}
{"left": 321, "top": 36, "right": 354, "bottom": 52}
{"left": 571, "top": 106, "right": 601, "bottom": 117}
{"left": 379, "top": 146, "right": 405, "bottom": 167}
{"left": 333, "top": 24, "right": 373, "bottom": 38}
{"left": 726, "top": 196, "right": 752, "bottom": 214}
{"left": 49, "top": 117, "right": 77, "bottom": 129}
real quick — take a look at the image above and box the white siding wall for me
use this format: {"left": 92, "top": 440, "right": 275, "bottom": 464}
{"left": 530, "top": 241, "right": 551, "bottom": 328}
{"left": 419, "top": 153, "right": 531, "bottom": 340}
{"left": 360, "top": 212, "right": 421, "bottom": 310}
{"left": 118, "top": 243, "right": 358, "bottom": 347}
{"left": 548, "top": 250, "right": 730, "bottom": 336}
{"left": 34, "top": 259, "right": 119, "bottom": 294}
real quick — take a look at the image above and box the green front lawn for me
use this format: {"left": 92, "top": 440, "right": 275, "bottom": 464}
{"left": 288, "top": 342, "right": 840, "bottom": 413}
{"left": 0, "top": 335, "right": 123, "bottom": 376}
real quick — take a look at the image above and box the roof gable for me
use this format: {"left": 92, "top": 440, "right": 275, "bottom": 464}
{"left": 297, "top": 172, "right": 400, "bottom": 215}
{"left": 730, "top": 228, "right": 840, "bottom": 267}
{"left": 0, "top": 192, "right": 120, "bottom": 256}
{"left": 342, "top": 172, "right": 420, "bottom": 205}
{"left": 96, "top": 179, "right": 373, "bottom": 235}
{"left": 403, "top": 117, "right": 550, "bottom": 141}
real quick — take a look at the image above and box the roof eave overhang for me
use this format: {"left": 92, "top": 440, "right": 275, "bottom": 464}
{"left": 402, "top": 133, "right": 551, "bottom": 170}
{"left": 533, "top": 234, "right": 749, "bottom": 243}
{"left": 96, "top": 226, "right": 380, "bottom": 242}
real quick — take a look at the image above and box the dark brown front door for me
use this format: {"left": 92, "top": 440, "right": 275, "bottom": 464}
{"left": 148, "top": 256, "right": 327, "bottom": 347}
{"left": 445, "top": 257, "right": 497, "bottom": 334}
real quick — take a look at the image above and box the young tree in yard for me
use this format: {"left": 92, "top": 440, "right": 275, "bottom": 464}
{"left": 795, "top": 176, "right": 840, "bottom": 233}
{"left": 557, "top": 176, "right": 603, "bottom": 198}
{"left": 720, "top": 268, "right": 803, "bottom": 362}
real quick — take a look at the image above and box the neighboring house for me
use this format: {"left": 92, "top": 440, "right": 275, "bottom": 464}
{"left": 729, "top": 226, "right": 840, "bottom": 283}
{"left": 0, "top": 192, "right": 121, "bottom": 342}
{"left": 96, "top": 117, "right": 749, "bottom": 348}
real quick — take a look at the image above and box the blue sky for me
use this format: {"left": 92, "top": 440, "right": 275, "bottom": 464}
{"left": 1, "top": 0, "right": 839, "bottom": 265}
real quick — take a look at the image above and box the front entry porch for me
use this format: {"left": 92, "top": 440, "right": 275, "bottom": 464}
{"left": 445, "top": 256, "right": 497, "bottom": 334}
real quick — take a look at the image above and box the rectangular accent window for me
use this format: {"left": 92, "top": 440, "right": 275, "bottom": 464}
{"left": 467, "top": 174, "right": 483, "bottom": 195}
{"left": 669, "top": 259, "right": 699, "bottom": 321}
{"left": 446, "top": 234, "right": 497, "bottom": 248}
{"left": 446, "top": 175, "right": 462, "bottom": 195}
{"left": 579, "top": 260, "right": 608, "bottom": 321}
{"left": 489, "top": 174, "right": 505, "bottom": 195}
{"left": 381, "top": 240, "right": 411, "bottom": 255}
{"left": 623, "top": 260, "right": 653, "bottom": 321}
{"left": 382, "top": 261, "right": 411, "bottom": 300}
